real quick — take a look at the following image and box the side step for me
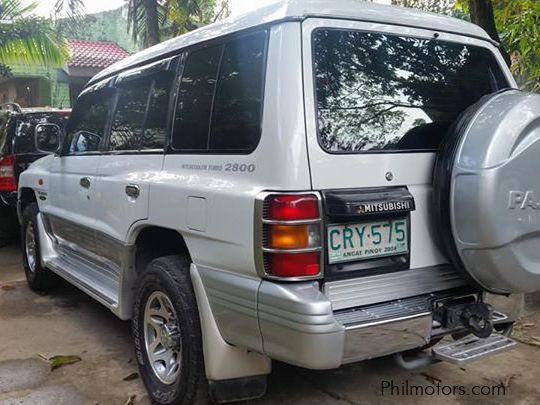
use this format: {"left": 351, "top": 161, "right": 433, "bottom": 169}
{"left": 433, "top": 334, "right": 516, "bottom": 364}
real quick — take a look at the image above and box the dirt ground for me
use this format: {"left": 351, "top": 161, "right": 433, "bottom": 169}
{"left": 1, "top": 243, "right": 540, "bottom": 405}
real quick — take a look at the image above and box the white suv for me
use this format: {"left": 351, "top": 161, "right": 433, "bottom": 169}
{"left": 17, "top": 0, "right": 540, "bottom": 403}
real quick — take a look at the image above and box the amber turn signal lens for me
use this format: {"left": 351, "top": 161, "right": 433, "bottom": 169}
{"left": 268, "top": 224, "right": 309, "bottom": 249}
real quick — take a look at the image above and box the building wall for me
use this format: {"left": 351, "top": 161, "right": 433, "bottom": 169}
{"left": 52, "top": 81, "right": 71, "bottom": 109}
{"left": 58, "top": 7, "right": 141, "bottom": 53}
{"left": 0, "top": 64, "right": 71, "bottom": 108}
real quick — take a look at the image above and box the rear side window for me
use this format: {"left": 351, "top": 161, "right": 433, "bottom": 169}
{"left": 209, "top": 33, "right": 266, "bottom": 151}
{"left": 66, "top": 90, "right": 114, "bottom": 153}
{"left": 312, "top": 29, "right": 509, "bottom": 153}
{"left": 172, "top": 45, "right": 222, "bottom": 150}
{"left": 172, "top": 30, "right": 267, "bottom": 153}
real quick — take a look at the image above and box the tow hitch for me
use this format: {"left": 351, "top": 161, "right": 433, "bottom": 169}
{"left": 433, "top": 299, "right": 494, "bottom": 338}
{"left": 395, "top": 298, "right": 516, "bottom": 369}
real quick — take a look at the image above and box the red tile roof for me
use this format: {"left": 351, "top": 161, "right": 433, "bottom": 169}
{"left": 68, "top": 39, "right": 130, "bottom": 69}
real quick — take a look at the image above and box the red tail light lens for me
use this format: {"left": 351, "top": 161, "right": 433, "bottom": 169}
{"left": 0, "top": 155, "right": 17, "bottom": 191}
{"left": 266, "top": 194, "right": 319, "bottom": 221}
{"left": 267, "top": 252, "right": 320, "bottom": 278}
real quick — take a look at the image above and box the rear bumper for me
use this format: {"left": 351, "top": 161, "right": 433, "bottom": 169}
{"left": 196, "top": 266, "right": 522, "bottom": 370}
{"left": 258, "top": 282, "right": 521, "bottom": 369}
{"left": 258, "top": 280, "right": 434, "bottom": 368}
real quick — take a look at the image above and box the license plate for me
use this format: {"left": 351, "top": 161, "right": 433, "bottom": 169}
{"left": 327, "top": 218, "right": 408, "bottom": 264}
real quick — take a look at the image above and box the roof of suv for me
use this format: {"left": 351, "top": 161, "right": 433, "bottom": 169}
{"left": 90, "top": 0, "right": 492, "bottom": 86}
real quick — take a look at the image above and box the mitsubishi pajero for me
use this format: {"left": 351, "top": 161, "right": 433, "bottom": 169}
{"left": 17, "top": 1, "right": 540, "bottom": 403}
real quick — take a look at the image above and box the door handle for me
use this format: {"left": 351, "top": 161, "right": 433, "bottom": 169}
{"left": 80, "top": 177, "right": 91, "bottom": 189}
{"left": 125, "top": 184, "right": 140, "bottom": 199}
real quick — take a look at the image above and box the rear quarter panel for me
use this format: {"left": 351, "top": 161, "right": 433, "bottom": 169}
{"left": 140, "top": 22, "right": 312, "bottom": 278}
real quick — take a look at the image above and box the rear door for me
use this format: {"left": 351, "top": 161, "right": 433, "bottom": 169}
{"left": 302, "top": 19, "right": 514, "bottom": 290}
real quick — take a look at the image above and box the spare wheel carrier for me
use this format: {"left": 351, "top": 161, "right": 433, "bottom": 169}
{"left": 434, "top": 89, "right": 540, "bottom": 294}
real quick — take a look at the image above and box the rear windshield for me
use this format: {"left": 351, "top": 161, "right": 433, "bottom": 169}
{"left": 312, "top": 29, "right": 509, "bottom": 153}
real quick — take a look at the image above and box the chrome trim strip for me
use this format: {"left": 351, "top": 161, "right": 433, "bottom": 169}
{"left": 262, "top": 246, "right": 322, "bottom": 254}
{"left": 262, "top": 218, "right": 321, "bottom": 225}
{"left": 334, "top": 295, "right": 431, "bottom": 327}
{"left": 324, "top": 265, "right": 467, "bottom": 310}
{"left": 345, "top": 311, "right": 431, "bottom": 331}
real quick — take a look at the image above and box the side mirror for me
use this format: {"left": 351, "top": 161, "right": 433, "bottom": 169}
{"left": 35, "top": 123, "right": 62, "bottom": 153}
{"left": 71, "top": 131, "right": 102, "bottom": 153}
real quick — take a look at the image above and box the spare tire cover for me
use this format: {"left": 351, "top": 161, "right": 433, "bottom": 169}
{"left": 434, "top": 89, "right": 540, "bottom": 294}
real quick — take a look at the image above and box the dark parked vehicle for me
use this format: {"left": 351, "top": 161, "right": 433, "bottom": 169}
{"left": 0, "top": 103, "right": 69, "bottom": 246}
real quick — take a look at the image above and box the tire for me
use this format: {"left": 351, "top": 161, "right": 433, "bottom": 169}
{"left": 0, "top": 203, "right": 18, "bottom": 247}
{"left": 133, "top": 255, "right": 204, "bottom": 405}
{"left": 432, "top": 89, "right": 540, "bottom": 294}
{"left": 21, "top": 203, "right": 59, "bottom": 291}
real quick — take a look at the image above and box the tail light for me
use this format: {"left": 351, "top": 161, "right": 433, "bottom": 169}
{"left": 0, "top": 155, "right": 17, "bottom": 191}
{"left": 257, "top": 193, "right": 322, "bottom": 280}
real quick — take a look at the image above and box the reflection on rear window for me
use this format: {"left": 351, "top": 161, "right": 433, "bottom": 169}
{"left": 313, "top": 29, "right": 509, "bottom": 153}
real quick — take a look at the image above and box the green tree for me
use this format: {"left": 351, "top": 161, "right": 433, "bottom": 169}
{"left": 127, "top": 0, "right": 160, "bottom": 47}
{"left": 162, "top": 0, "right": 229, "bottom": 37}
{"left": 391, "top": 0, "right": 455, "bottom": 15}
{"left": 393, "top": 0, "right": 539, "bottom": 91}
{"left": 53, "top": 0, "right": 85, "bottom": 28}
{"left": 492, "top": 0, "right": 540, "bottom": 91}
{"left": 456, "top": 0, "right": 539, "bottom": 90}
{"left": 0, "top": 0, "right": 68, "bottom": 77}
{"left": 127, "top": 0, "right": 230, "bottom": 48}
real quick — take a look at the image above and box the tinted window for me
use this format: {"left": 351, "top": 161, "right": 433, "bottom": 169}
{"left": 110, "top": 79, "right": 151, "bottom": 151}
{"left": 172, "top": 45, "right": 222, "bottom": 150}
{"left": 209, "top": 32, "right": 266, "bottom": 151}
{"left": 313, "top": 30, "right": 509, "bottom": 153}
{"left": 141, "top": 73, "right": 175, "bottom": 150}
{"left": 66, "top": 90, "right": 114, "bottom": 153}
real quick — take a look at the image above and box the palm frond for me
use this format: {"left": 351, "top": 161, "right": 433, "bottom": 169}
{"left": 127, "top": 0, "right": 146, "bottom": 45}
{"left": 0, "top": 17, "right": 68, "bottom": 67}
{"left": 52, "top": 0, "right": 85, "bottom": 35}
{"left": 0, "top": 0, "right": 39, "bottom": 19}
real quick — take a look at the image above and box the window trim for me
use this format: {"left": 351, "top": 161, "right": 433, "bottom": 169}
{"left": 310, "top": 26, "right": 511, "bottom": 155}
{"left": 61, "top": 86, "right": 117, "bottom": 156}
{"left": 168, "top": 28, "right": 270, "bottom": 156}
